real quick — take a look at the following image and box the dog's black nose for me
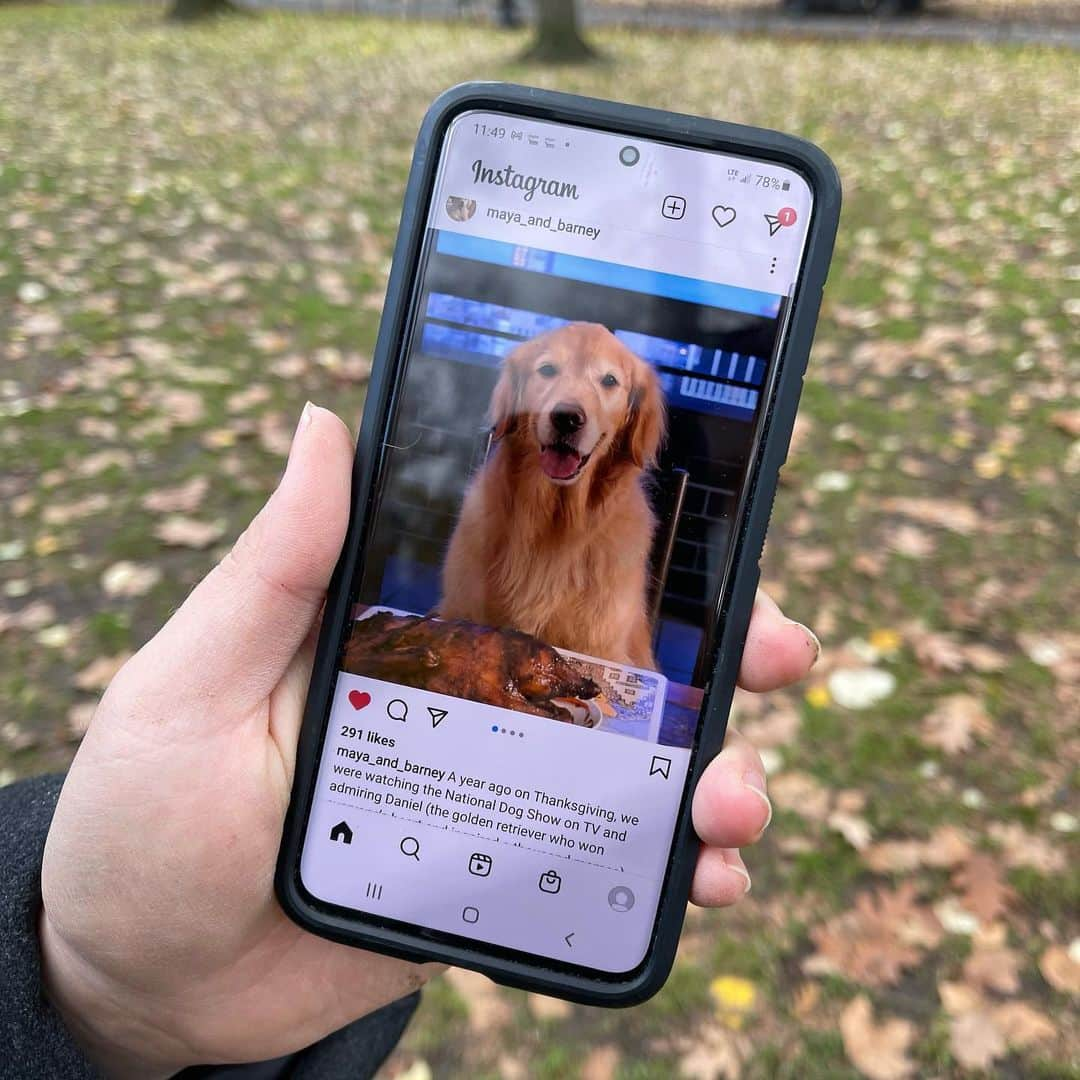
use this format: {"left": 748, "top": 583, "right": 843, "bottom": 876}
{"left": 550, "top": 403, "right": 585, "bottom": 436}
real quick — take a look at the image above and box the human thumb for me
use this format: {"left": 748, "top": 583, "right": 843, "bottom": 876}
{"left": 127, "top": 403, "right": 354, "bottom": 713}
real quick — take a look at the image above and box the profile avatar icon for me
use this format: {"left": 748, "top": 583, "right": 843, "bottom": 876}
{"left": 445, "top": 195, "right": 477, "bottom": 222}
{"left": 607, "top": 885, "right": 635, "bottom": 912}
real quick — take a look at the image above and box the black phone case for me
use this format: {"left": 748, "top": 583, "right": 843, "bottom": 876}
{"left": 276, "top": 82, "right": 841, "bottom": 1007}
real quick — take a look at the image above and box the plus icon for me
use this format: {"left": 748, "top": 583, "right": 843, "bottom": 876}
{"left": 661, "top": 194, "right": 687, "bottom": 220}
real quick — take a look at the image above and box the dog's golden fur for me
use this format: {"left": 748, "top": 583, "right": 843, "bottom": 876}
{"left": 439, "top": 323, "right": 666, "bottom": 668}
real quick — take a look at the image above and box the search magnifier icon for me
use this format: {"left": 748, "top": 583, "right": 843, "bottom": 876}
{"left": 400, "top": 836, "right": 421, "bottom": 861}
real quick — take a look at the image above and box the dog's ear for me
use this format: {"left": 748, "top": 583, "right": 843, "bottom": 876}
{"left": 624, "top": 359, "right": 666, "bottom": 469}
{"left": 489, "top": 340, "right": 533, "bottom": 439}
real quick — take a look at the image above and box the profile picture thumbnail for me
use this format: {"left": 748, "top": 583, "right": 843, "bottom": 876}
{"left": 445, "top": 195, "right": 477, "bottom": 222}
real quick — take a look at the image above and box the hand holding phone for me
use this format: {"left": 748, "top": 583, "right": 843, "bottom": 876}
{"left": 277, "top": 84, "right": 839, "bottom": 1005}
{"left": 39, "top": 406, "right": 814, "bottom": 1074}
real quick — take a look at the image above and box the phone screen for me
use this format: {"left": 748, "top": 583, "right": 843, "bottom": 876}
{"left": 298, "top": 110, "right": 814, "bottom": 976}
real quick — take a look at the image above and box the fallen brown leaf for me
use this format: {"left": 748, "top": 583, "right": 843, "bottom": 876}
{"left": 66, "top": 702, "right": 97, "bottom": 739}
{"left": 258, "top": 411, "right": 294, "bottom": 456}
{"left": 141, "top": 475, "right": 210, "bottom": 514}
{"left": 0, "top": 601, "right": 57, "bottom": 635}
{"left": 938, "top": 980, "right": 983, "bottom": 1016}
{"left": 526, "top": 992, "right": 572, "bottom": 1021}
{"left": 888, "top": 523, "right": 936, "bottom": 558}
{"left": 769, "top": 771, "right": 831, "bottom": 823}
{"left": 949, "top": 1009, "right": 1006, "bottom": 1070}
{"left": 101, "top": 560, "right": 162, "bottom": 598}
{"left": 786, "top": 546, "right": 836, "bottom": 574}
{"left": 738, "top": 703, "right": 801, "bottom": 748}
{"left": 989, "top": 822, "right": 1067, "bottom": 874}
{"left": 805, "top": 883, "right": 943, "bottom": 987}
{"left": 828, "top": 809, "right": 873, "bottom": 851}
{"left": 865, "top": 826, "right": 973, "bottom": 874}
{"left": 1049, "top": 409, "right": 1080, "bottom": 437}
{"left": 910, "top": 627, "right": 969, "bottom": 674}
{"left": 839, "top": 995, "right": 916, "bottom": 1080}
{"left": 441, "top": 968, "right": 512, "bottom": 1037}
{"left": 677, "top": 1024, "right": 750, "bottom": 1080}
{"left": 962, "top": 941, "right": 1022, "bottom": 995}
{"left": 154, "top": 516, "right": 226, "bottom": 549}
{"left": 992, "top": 1001, "right": 1056, "bottom": 1048}
{"left": 74, "top": 653, "right": 131, "bottom": 692}
{"left": 923, "top": 825, "right": 976, "bottom": 869}
{"left": 791, "top": 981, "right": 821, "bottom": 1020}
{"left": 921, "top": 694, "right": 993, "bottom": 755}
{"left": 951, "top": 853, "right": 1016, "bottom": 925}
{"left": 42, "top": 493, "right": 110, "bottom": 526}
{"left": 880, "top": 496, "right": 980, "bottom": 535}
{"left": 1039, "top": 943, "right": 1080, "bottom": 995}
{"left": 580, "top": 1045, "right": 620, "bottom": 1080}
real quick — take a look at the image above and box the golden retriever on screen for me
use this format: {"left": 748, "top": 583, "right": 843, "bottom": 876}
{"left": 439, "top": 322, "right": 666, "bottom": 668}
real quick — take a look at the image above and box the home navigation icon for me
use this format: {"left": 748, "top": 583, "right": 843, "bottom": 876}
{"left": 329, "top": 821, "right": 353, "bottom": 845}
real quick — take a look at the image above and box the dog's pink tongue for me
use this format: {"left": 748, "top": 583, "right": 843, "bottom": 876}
{"left": 540, "top": 447, "right": 581, "bottom": 480}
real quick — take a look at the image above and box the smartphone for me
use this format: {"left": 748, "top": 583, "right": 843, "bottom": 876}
{"left": 276, "top": 83, "right": 840, "bottom": 1006}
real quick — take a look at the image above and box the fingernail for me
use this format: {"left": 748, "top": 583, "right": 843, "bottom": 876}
{"left": 724, "top": 850, "right": 752, "bottom": 894}
{"left": 788, "top": 620, "right": 821, "bottom": 667}
{"left": 743, "top": 769, "right": 773, "bottom": 835}
{"left": 283, "top": 404, "right": 317, "bottom": 479}
{"left": 286, "top": 403, "right": 315, "bottom": 468}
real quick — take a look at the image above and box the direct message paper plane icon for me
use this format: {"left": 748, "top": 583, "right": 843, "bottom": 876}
{"left": 427, "top": 706, "right": 448, "bottom": 728}
{"left": 764, "top": 212, "right": 783, "bottom": 237}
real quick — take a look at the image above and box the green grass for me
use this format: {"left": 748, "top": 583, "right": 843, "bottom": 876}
{"left": 1, "top": 5, "right": 1077, "bottom": 1074}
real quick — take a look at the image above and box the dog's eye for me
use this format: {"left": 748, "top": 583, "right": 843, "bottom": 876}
{"left": 600, "top": 373, "right": 619, "bottom": 388}
{"left": 537, "top": 362, "right": 559, "bottom": 378}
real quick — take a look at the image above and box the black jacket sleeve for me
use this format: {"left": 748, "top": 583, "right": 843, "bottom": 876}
{"left": 0, "top": 774, "right": 417, "bottom": 1080}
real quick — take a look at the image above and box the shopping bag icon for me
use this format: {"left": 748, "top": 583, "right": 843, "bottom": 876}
{"left": 538, "top": 870, "right": 562, "bottom": 895}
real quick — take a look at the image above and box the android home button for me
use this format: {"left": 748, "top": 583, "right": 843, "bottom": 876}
{"left": 329, "top": 821, "right": 353, "bottom": 845}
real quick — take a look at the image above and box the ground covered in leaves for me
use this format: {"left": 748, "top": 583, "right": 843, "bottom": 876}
{"left": 1, "top": 7, "right": 1077, "bottom": 1078}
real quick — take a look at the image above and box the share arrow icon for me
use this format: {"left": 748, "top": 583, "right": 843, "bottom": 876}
{"left": 427, "top": 706, "right": 448, "bottom": 728}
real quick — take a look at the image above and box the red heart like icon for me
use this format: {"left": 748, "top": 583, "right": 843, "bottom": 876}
{"left": 348, "top": 690, "right": 371, "bottom": 711}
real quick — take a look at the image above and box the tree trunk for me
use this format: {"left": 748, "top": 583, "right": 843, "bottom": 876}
{"left": 525, "top": 0, "right": 597, "bottom": 62}
{"left": 167, "top": 0, "right": 244, "bottom": 22}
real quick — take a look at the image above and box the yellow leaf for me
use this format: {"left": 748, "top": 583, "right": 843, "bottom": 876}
{"left": 203, "top": 427, "right": 237, "bottom": 449}
{"left": 805, "top": 684, "right": 831, "bottom": 709}
{"left": 869, "top": 628, "right": 902, "bottom": 654}
{"left": 973, "top": 453, "right": 1003, "bottom": 479}
{"left": 33, "top": 534, "right": 61, "bottom": 557}
{"left": 709, "top": 975, "right": 757, "bottom": 1029}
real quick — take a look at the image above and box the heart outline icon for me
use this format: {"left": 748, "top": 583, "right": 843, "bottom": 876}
{"left": 348, "top": 689, "right": 371, "bottom": 711}
{"left": 711, "top": 205, "right": 737, "bottom": 228}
